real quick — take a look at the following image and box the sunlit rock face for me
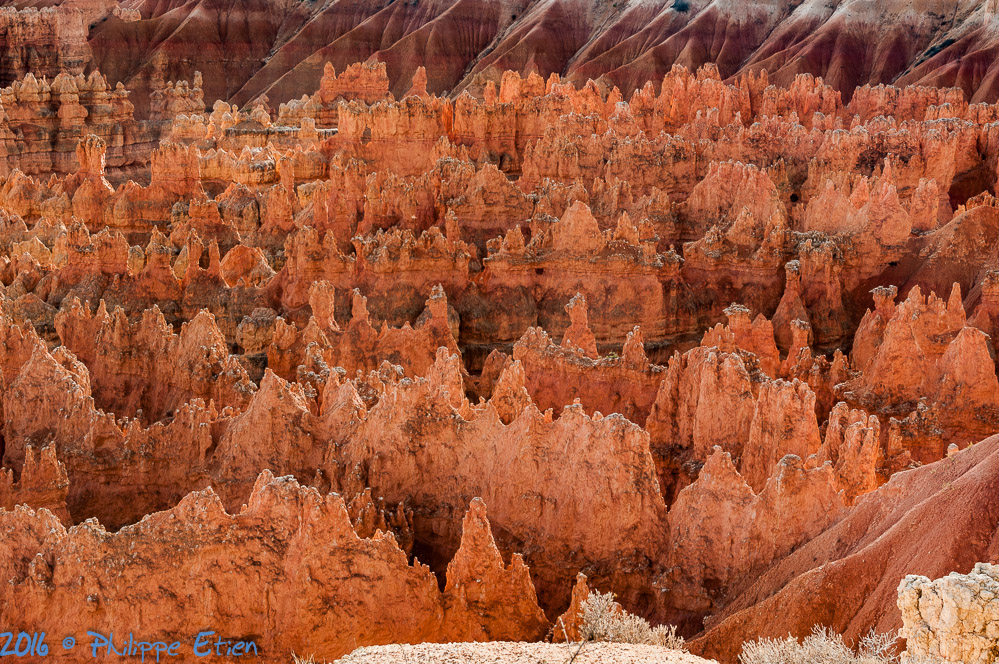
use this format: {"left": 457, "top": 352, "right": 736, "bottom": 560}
{"left": 899, "top": 563, "right": 999, "bottom": 664}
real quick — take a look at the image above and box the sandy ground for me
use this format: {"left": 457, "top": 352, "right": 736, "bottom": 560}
{"left": 330, "top": 642, "right": 716, "bottom": 663}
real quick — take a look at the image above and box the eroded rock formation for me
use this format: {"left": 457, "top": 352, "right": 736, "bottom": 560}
{"left": 0, "top": 472, "right": 549, "bottom": 662}
{"left": 0, "top": 52, "right": 998, "bottom": 664}
{"left": 899, "top": 563, "right": 999, "bottom": 664}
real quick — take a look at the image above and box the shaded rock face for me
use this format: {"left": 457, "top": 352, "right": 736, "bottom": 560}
{"left": 899, "top": 563, "right": 999, "bottom": 664}
{"left": 37, "top": 0, "right": 999, "bottom": 112}
{"left": 1, "top": 48, "right": 999, "bottom": 664}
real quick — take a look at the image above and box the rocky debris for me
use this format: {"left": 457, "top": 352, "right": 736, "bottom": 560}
{"left": 332, "top": 642, "right": 713, "bottom": 664}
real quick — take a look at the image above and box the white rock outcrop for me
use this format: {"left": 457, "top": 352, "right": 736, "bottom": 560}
{"left": 898, "top": 562, "right": 999, "bottom": 663}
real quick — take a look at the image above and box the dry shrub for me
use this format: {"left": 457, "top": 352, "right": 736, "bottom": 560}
{"left": 739, "top": 625, "right": 942, "bottom": 664}
{"left": 577, "top": 590, "right": 685, "bottom": 650}
{"left": 292, "top": 654, "right": 328, "bottom": 664}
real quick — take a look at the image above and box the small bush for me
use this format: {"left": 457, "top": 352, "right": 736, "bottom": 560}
{"left": 292, "top": 654, "right": 328, "bottom": 664}
{"left": 577, "top": 590, "right": 685, "bottom": 650}
{"left": 739, "top": 625, "right": 943, "bottom": 664}
{"left": 672, "top": 0, "right": 690, "bottom": 12}
{"left": 740, "top": 626, "right": 880, "bottom": 664}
